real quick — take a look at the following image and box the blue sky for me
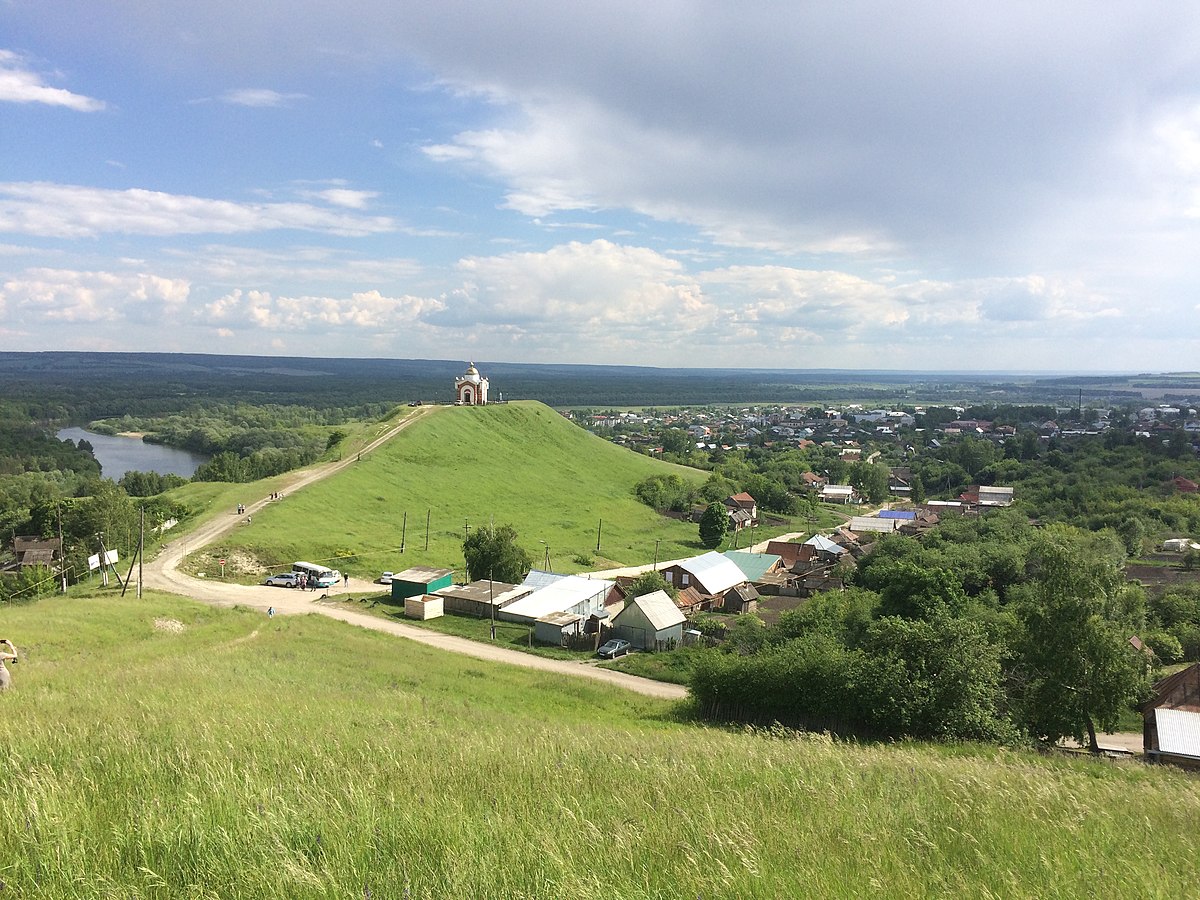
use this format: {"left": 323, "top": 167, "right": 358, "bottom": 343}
{"left": 1, "top": 2, "right": 1199, "bottom": 370}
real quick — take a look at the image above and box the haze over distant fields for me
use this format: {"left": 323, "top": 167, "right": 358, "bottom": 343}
{"left": 1, "top": 3, "right": 1199, "bottom": 370}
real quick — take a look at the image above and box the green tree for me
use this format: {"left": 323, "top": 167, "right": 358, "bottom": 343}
{"left": 1013, "top": 526, "right": 1151, "bottom": 752}
{"left": 462, "top": 524, "right": 534, "bottom": 583}
{"left": 626, "top": 569, "right": 678, "bottom": 601}
{"left": 698, "top": 502, "right": 729, "bottom": 549}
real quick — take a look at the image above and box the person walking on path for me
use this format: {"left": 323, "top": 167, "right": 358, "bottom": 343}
{"left": 0, "top": 639, "right": 19, "bottom": 692}
{"left": 268, "top": 607, "right": 275, "bottom": 618}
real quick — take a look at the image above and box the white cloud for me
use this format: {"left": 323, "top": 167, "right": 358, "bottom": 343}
{"left": 436, "top": 239, "right": 713, "bottom": 336}
{"left": 202, "top": 287, "right": 444, "bottom": 331}
{"left": 0, "top": 182, "right": 395, "bottom": 238}
{"left": 0, "top": 49, "right": 105, "bottom": 111}
{"left": 298, "top": 188, "right": 380, "bottom": 210}
{"left": 220, "top": 88, "right": 306, "bottom": 108}
{"left": 1, "top": 268, "right": 189, "bottom": 323}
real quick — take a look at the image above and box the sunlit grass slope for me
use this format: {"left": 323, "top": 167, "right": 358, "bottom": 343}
{"left": 3, "top": 592, "right": 1200, "bottom": 898}
{"left": 206, "top": 401, "right": 713, "bottom": 577}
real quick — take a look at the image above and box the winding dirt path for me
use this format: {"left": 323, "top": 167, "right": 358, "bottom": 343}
{"left": 143, "top": 407, "right": 687, "bottom": 701}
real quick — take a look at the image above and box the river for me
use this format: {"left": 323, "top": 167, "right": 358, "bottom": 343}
{"left": 57, "top": 427, "right": 209, "bottom": 481}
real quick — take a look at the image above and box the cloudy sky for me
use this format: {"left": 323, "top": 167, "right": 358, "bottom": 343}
{"left": 2, "top": 3, "right": 1199, "bottom": 371}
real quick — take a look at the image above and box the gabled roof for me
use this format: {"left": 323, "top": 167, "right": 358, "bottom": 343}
{"left": 877, "top": 510, "right": 917, "bottom": 520}
{"left": 616, "top": 590, "right": 686, "bottom": 632}
{"left": 505, "top": 573, "right": 615, "bottom": 619}
{"left": 675, "top": 551, "right": 747, "bottom": 595}
{"left": 803, "top": 534, "right": 846, "bottom": 555}
{"left": 765, "top": 541, "right": 804, "bottom": 565}
{"left": 723, "top": 550, "right": 781, "bottom": 583}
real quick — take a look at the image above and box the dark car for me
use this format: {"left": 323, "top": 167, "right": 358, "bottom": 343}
{"left": 596, "top": 639, "right": 631, "bottom": 659}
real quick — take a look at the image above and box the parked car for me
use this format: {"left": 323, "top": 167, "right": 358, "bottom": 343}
{"left": 264, "top": 572, "right": 300, "bottom": 588}
{"left": 596, "top": 639, "right": 631, "bottom": 659}
{"left": 379, "top": 572, "right": 394, "bottom": 584}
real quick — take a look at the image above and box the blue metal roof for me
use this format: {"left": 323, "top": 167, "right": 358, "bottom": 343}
{"left": 878, "top": 510, "right": 917, "bottom": 520}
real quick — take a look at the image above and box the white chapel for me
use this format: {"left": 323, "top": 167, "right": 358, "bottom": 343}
{"left": 454, "top": 362, "right": 489, "bottom": 405}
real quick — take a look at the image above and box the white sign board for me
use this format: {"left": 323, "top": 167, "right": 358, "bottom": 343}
{"left": 87, "top": 550, "right": 120, "bottom": 571}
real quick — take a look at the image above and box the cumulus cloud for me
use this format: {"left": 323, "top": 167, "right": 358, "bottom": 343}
{"left": 202, "top": 287, "right": 444, "bottom": 331}
{"left": 0, "top": 49, "right": 105, "bottom": 111}
{"left": 434, "top": 239, "right": 714, "bottom": 336}
{"left": 0, "top": 182, "right": 395, "bottom": 238}
{"left": 1, "top": 268, "right": 189, "bottom": 323}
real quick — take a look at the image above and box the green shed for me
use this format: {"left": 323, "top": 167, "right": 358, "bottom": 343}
{"left": 391, "top": 566, "right": 454, "bottom": 600}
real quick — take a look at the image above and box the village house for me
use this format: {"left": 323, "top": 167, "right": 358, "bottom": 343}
{"left": 611, "top": 590, "right": 686, "bottom": 650}
{"left": 660, "top": 551, "right": 748, "bottom": 603}
{"left": 1142, "top": 663, "right": 1200, "bottom": 769}
{"left": 723, "top": 492, "right": 759, "bottom": 529}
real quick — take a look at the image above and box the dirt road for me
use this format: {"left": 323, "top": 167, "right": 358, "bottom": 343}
{"left": 142, "top": 407, "right": 687, "bottom": 701}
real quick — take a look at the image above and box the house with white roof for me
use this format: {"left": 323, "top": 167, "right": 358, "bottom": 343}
{"left": 499, "top": 571, "right": 614, "bottom": 625}
{"left": 821, "top": 484, "right": 858, "bottom": 504}
{"left": 660, "top": 551, "right": 747, "bottom": 598}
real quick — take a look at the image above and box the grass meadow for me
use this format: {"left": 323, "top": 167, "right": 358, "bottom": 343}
{"left": 4, "top": 590, "right": 1200, "bottom": 898}
{"left": 191, "top": 402, "right": 729, "bottom": 580}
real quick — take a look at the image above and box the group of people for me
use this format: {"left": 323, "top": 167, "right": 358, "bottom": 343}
{"left": 296, "top": 573, "right": 319, "bottom": 591}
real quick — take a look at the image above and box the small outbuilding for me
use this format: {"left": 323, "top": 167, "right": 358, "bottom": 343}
{"left": 534, "top": 611, "right": 585, "bottom": 646}
{"left": 404, "top": 594, "right": 444, "bottom": 620}
{"left": 612, "top": 590, "right": 686, "bottom": 650}
{"left": 391, "top": 566, "right": 454, "bottom": 601}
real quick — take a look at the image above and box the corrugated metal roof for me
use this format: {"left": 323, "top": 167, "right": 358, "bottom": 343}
{"left": 803, "top": 535, "right": 846, "bottom": 554}
{"left": 723, "top": 550, "right": 781, "bottom": 582}
{"left": 521, "top": 569, "right": 566, "bottom": 591}
{"left": 394, "top": 566, "right": 453, "bottom": 584}
{"left": 878, "top": 510, "right": 917, "bottom": 520}
{"left": 678, "top": 551, "right": 746, "bottom": 594}
{"left": 620, "top": 590, "right": 686, "bottom": 632}
{"left": 1155, "top": 708, "right": 1200, "bottom": 757}
{"left": 849, "top": 516, "right": 898, "bottom": 533}
{"left": 504, "top": 574, "right": 614, "bottom": 620}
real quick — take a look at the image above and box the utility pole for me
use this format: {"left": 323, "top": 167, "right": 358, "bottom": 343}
{"left": 57, "top": 504, "right": 66, "bottom": 593}
{"left": 138, "top": 507, "right": 144, "bottom": 599}
{"left": 400, "top": 511, "right": 407, "bottom": 553}
{"left": 489, "top": 570, "right": 496, "bottom": 641}
{"left": 425, "top": 508, "right": 430, "bottom": 552}
{"left": 654, "top": 539, "right": 661, "bottom": 571}
{"left": 97, "top": 532, "right": 108, "bottom": 587}
{"left": 596, "top": 518, "right": 602, "bottom": 553}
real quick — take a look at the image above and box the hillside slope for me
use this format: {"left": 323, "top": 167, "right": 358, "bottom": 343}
{"left": 208, "top": 401, "right": 710, "bottom": 577}
{"left": 2, "top": 593, "right": 1199, "bottom": 898}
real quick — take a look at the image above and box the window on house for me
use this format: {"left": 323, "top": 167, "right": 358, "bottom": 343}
{"left": 681, "top": 573, "right": 689, "bottom": 586}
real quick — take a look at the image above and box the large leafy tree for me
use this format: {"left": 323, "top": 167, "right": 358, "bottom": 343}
{"left": 462, "top": 523, "right": 534, "bottom": 584}
{"left": 1012, "top": 526, "right": 1151, "bottom": 751}
{"left": 698, "top": 502, "right": 729, "bottom": 549}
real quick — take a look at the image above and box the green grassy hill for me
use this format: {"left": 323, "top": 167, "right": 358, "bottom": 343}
{"left": 199, "top": 401, "right": 720, "bottom": 579}
{"left": 3, "top": 592, "right": 1199, "bottom": 898}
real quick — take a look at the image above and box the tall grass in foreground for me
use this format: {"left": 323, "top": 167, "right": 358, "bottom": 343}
{"left": 3, "top": 592, "right": 1200, "bottom": 898}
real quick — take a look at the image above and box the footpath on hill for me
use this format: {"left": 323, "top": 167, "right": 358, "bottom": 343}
{"left": 142, "top": 406, "right": 687, "bottom": 701}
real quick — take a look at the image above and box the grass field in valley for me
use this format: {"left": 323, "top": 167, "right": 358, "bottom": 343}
{"left": 4, "top": 592, "right": 1200, "bottom": 898}
{"left": 193, "top": 401, "right": 731, "bottom": 580}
